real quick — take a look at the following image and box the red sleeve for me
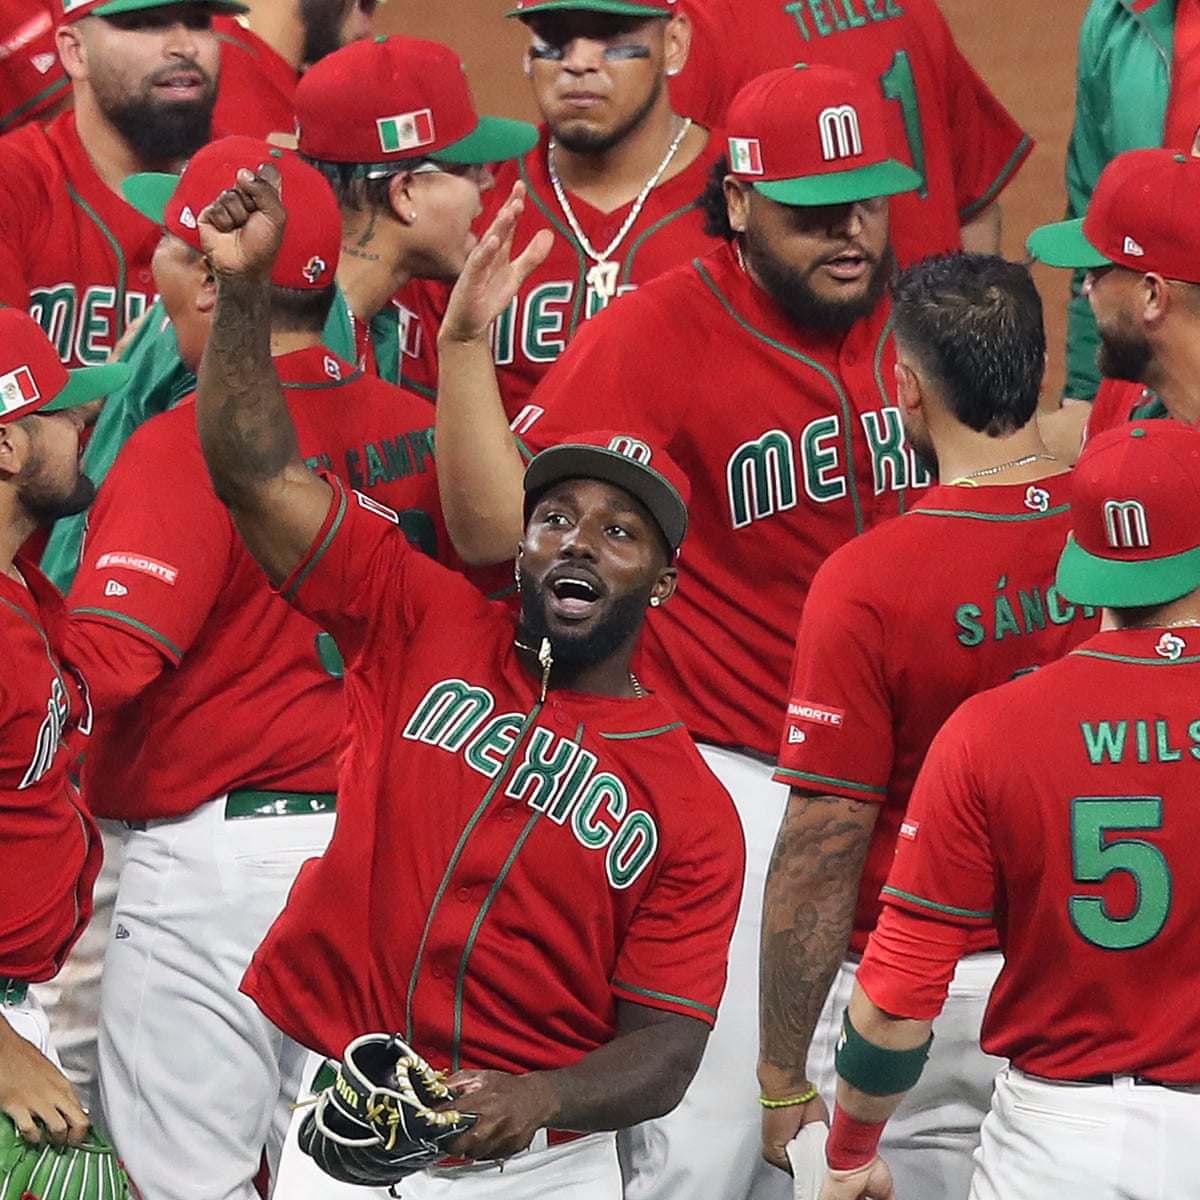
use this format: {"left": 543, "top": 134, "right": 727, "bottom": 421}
{"left": 66, "top": 414, "right": 235, "bottom": 665}
{"left": 773, "top": 539, "right": 893, "bottom": 801}
{"left": 57, "top": 616, "right": 169, "bottom": 713}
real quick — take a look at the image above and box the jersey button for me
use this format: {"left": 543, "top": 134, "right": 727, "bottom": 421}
{"left": 456, "top": 886, "right": 471, "bottom": 903}
{"left": 843, "top": 350, "right": 857, "bottom": 366}
{"left": 431, "top": 965, "right": 445, "bottom": 979}
{"left": 500, "top": 806, "right": 515, "bottom": 823}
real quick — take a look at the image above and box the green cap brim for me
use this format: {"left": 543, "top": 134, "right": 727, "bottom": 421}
{"left": 1056, "top": 534, "right": 1200, "bottom": 608}
{"left": 92, "top": 0, "right": 247, "bottom": 15}
{"left": 436, "top": 116, "right": 539, "bottom": 165}
{"left": 506, "top": 1, "right": 673, "bottom": 16}
{"left": 42, "top": 361, "right": 132, "bottom": 412}
{"left": 754, "top": 160, "right": 921, "bottom": 207}
{"left": 121, "top": 172, "right": 178, "bottom": 225}
{"left": 1025, "top": 218, "right": 1111, "bottom": 269}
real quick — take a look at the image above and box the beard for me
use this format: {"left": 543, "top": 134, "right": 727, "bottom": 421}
{"left": 1097, "top": 324, "right": 1151, "bottom": 384}
{"left": 550, "top": 73, "right": 663, "bottom": 156}
{"left": 99, "top": 66, "right": 216, "bottom": 162}
{"left": 19, "top": 470, "right": 96, "bottom": 526}
{"left": 743, "top": 227, "right": 889, "bottom": 332}
{"left": 300, "top": 0, "right": 350, "bottom": 67}
{"left": 518, "top": 585, "right": 647, "bottom": 672}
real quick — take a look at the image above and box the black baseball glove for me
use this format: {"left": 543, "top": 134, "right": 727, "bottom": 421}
{"left": 298, "top": 1033, "right": 476, "bottom": 1187}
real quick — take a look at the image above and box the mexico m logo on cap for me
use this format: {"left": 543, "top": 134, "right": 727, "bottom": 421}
{"left": 818, "top": 105, "right": 862, "bottom": 161}
{"left": 606, "top": 435, "right": 652, "bottom": 464}
{"left": 1102, "top": 499, "right": 1150, "bottom": 549}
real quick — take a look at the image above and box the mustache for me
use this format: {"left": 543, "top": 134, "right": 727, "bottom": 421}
{"left": 146, "top": 59, "right": 215, "bottom": 88}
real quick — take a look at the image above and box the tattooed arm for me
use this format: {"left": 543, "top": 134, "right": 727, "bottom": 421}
{"left": 194, "top": 164, "right": 334, "bottom": 586}
{"left": 759, "top": 789, "right": 878, "bottom": 1173}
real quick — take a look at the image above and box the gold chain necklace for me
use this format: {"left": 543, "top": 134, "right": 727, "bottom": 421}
{"left": 948, "top": 453, "right": 1058, "bottom": 487}
{"left": 547, "top": 117, "right": 692, "bottom": 303}
{"left": 514, "top": 637, "right": 646, "bottom": 700}
{"left": 1126, "top": 618, "right": 1200, "bottom": 631}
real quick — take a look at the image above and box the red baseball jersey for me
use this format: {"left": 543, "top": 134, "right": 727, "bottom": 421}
{"left": 66, "top": 347, "right": 460, "bottom": 821}
{"left": 519, "top": 242, "right": 925, "bottom": 754}
{"left": 398, "top": 126, "right": 725, "bottom": 414}
{"left": 0, "top": 0, "right": 68, "bottom": 135}
{"left": 860, "top": 628, "right": 1200, "bottom": 1083}
{"left": 774, "top": 478, "right": 1099, "bottom": 952}
{"left": 0, "top": 112, "right": 160, "bottom": 368}
{"left": 243, "top": 477, "right": 745, "bottom": 1071}
{"left": 670, "top": 0, "right": 1031, "bottom": 266}
{"left": 212, "top": 15, "right": 298, "bottom": 141}
{"left": 0, "top": 561, "right": 101, "bottom": 983}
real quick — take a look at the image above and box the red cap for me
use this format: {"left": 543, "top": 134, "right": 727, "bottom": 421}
{"left": 724, "top": 64, "right": 920, "bottom": 206}
{"left": 0, "top": 1, "right": 68, "bottom": 133}
{"left": 1027, "top": 149, "right": 1200, "bottom": 283}
{"left": 1057, "top": 421, "right": 1200, "bottom": 607}
{"left": 295, "top": 35, "right": 536, "bottom": 166}
{"left": 59, "top": 0, "right": 245, "bottom": 25}
{"left": 123, "top": 137, "right": 341, "bottom": 290}
{"left": 524, "top": 431, "right": 690, "bottom": 554}
{"left": 0, "top": 309, "right": 129, "bottom": 421}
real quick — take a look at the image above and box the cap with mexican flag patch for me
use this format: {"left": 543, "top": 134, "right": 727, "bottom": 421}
{"left": 122, "top": 136, "right": 341, "bottom": 291}
{"left": 725, "top": 64, "right": 920, "bottom": 206}
{"left": 296, "top": 35, "right": 537, "bottom": 167}
{"left": 58, "top": 0, "right": 246, "bottom": 25}
{"left": 505, "top": 0, "right": 677, "bottom": 17}
{"left": 0, "top": 308, "right": 129, "bottom": 421}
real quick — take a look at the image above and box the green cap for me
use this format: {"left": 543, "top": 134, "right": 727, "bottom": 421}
{"left": 1025, "top": 218, "right": 1110, "bottom": 270}
{"left": 506, "top": 0, "right": 676, "bottom": 18}
{"left": 61, "top": 0, "right": 247, "bottom": 23}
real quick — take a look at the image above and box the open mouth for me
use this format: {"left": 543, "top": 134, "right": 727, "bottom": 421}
{"left": 153, "top": 70, "right": 206, "bottom": 98}
{"left": 548, "top": 573, "right": 603, "bottom": 619}
{"left": 821, "top": 250, "right": 871, "bottom": 282}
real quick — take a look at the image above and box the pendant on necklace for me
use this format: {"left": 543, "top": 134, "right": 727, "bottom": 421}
{"left": 586, "top": 261, "right": 620, "bottom": 304}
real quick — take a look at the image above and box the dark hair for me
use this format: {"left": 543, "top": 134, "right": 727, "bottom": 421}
{"left": 300, "top": 153, "right": 426, "bottom": 212}
{"left": 891, "top": 253, "right": 1045, "bottom": 436}
{"left": 269, "top": 283, "right": 337, "bottom": 334}
{"left": 697, "top": 156, "right": 735, "bottom": 241}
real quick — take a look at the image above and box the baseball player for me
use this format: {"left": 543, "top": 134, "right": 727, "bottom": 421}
{"left": 0, "top": 0, "right": 69, "bottom": 133}
{"left": 0, "top": 0, "right": 240, "bottom": 368}
{"left": 760, "top": 253, "right": 1100, "bottom": 1200}
{"left": 667, "top": 0, "right": 1031, "bottom": 263}
{"left": 1028, "top": 147, "right": 1200, "bottom": 434}
{"left": 0, "top": 309, "right": 128, "bottom": 1149}
{"left": 817, "top": 418, "right": 1200, "bottom": 1200}
{"left": 53, "top": 138, "right": 459, "bottom": 1200}
{"left": 435, "top": 63, "right": 923, "bottom": 1200}
{"left": 188, "top": 160, "right": 745, "bottom": 1199}
{"left": 399, "top": 0, "right": 724, "bottom": 412}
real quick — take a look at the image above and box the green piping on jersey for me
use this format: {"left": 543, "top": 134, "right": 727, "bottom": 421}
{"left": 69, "top": 607, "right": 183, "bottom": 661}
{"left": 600, "top": 723, "right": 686, "bottom": 740}
{"left": 959, "top": 134, "right": 1033, "bottom": 221}
{"left": 694, "top": 259, "right": 868, "bottom": 534}
{"left": 774, "top": 766, "right": 887, "bottom": 797}
{"left": 881, "top": 885, "right": 992, "bottom": 920}
{"left": 1072, "top": 648, "right": 1200, "bottom": 666}
{"left": 620, "top": 202, "right": 698, "bottom": 285}
{"left": 520, "top": 157, "right": 589, "bottom": 338}
{"left": 67, "top": 184, "right": 128, "bottom": 349}
{"left": 450, "top": 807, "right": 543, "bottom": 1071}
{"left": 405, "top": 703, "right": 544, "bottom": 1045}
{"left": 1, "top": 77, "right": 70, "bottom": 133}
{"left": 281, "top": 368, "right": 365, "bottom": 391}
{"left": 613, "top": 979, "right": 718, "bottom": 1021}
{"left": 282, "top": 484, "right": 348, "bottom": 603}
{"left": 913, "top": 504, "right": 1070, "bottom": 522}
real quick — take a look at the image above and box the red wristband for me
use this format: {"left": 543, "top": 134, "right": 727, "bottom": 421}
{"left": 825, "top": 1104, "right": 887, "bottom": 1171}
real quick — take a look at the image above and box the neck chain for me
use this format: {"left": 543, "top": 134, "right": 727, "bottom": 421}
{"left": 514, "top": 637, "right": 646, "bottom": 700}
{"left": 949, "top": 453, "right": 1058, "bottom": 487}
{"left": 547, "top": 117, "right": 692, "bottom": 301}
{"left": 1126, "top": 618, "right": 1200, "bottom": 631}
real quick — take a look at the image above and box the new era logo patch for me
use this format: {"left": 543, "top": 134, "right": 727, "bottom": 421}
{"left": 1123, "top": 236, "right": 1145, "bottom": 257}
{"left": 32, "top": 53, "right": 56, "bottom": 75}
{"left": 728, "top": 137, "right": 763, "bottom": 175}
{"left": 786, "top": 726, "right": 806, "bottom": 745}
{"left": 377, "top": 109, "right": 435, "bottom": 155}
{"left": 104, "top": 580, "right": 128, "bottom": 597}
{"left": 179, "top": 206, "right": 198, "bottom": 230}
{"left": 0, "top": 365, "right": 39, "bottom": 416}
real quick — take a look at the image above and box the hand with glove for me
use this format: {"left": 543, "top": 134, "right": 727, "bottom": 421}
{"left": 299, "top": 1033, "right": 477, "bottom": 1187}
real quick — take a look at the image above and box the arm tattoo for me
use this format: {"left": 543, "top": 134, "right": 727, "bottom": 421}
{"left": 760, "top": 794, "right": 874, "bottom": 1080}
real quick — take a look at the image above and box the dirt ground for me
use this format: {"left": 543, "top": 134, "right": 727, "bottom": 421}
{"left": 376, "top": 0, "right": 1092, "bottom": 403}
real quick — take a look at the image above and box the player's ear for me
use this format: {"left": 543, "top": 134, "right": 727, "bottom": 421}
{"left": 56, "top": 23, "right": 86, "bottom": 82}
{"left": 663, "top": 12, "right": 691, "bottom": 76}
{"left": 893, "top": 359, "right": 923, "bottom": 417}
{"left": 387, "top": 173, "right": 418, "bottom": 227}
{"left": 650, "top": 566, "right": 677, "bottom": 609}
{"left": 0, "top": 419, "right": 30, "bottom": 480}
{"left": 723, "top": 176, "right": 750, "bottom": 235}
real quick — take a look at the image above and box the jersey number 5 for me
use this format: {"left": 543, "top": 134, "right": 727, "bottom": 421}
{"left": 1068, "top": 796, "right": 1170, "bottom": 951}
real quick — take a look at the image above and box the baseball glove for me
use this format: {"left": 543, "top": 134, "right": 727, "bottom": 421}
{"left": 299, "top": 1033, "right": 476, "bottom": 1187}
{"left": 0, "top": 1114, "right": 131, "bottom": 1200}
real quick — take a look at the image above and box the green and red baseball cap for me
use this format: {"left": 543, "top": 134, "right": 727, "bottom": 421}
{"left": 1, "top": 1, "right": 69, "bottom": 132}
{"left": 1057, "top": 421, "right": 1200, "bottom": 607}
{"left": 123, "top": 136, "right": 341, "bottom": 290}
{"left": 1027, "top": 149, "right": 1200, "bottom": 282}
{"left": 524, "top": 431, "right": 690, "bottom": 554}
{"left": 59, "top": 0, "right": 246, "bottom": 24}
{"left": 0, "top": 308, "right": 129, "bottom": 422}
{"left": 506, "top": 0, "right": 677, "bottom": 17}
{"left": 724, "top": 64, "right": 921, "bottom": 207}
{"left": 296, "top": 36, "right": 537, "bottom": 167}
